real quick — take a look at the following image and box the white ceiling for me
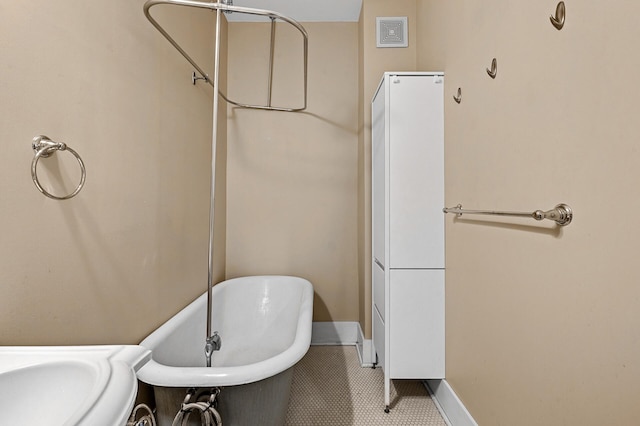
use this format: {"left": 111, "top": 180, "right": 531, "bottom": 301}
{"left": 224, "top": 0, "right": 363, "bottom": 22}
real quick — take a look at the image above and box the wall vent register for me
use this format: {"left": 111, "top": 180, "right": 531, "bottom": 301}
{"left": 376, "top": 17, "right": 408, "bottom": 48}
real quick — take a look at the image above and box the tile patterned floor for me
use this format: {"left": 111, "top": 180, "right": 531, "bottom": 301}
{"left": 285, "top": 346, "right": 448, "bottom": 425}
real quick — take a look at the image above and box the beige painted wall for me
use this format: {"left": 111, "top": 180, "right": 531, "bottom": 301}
{"left": 225, "top": 22, "right": 360, "bottom": 321}
{"left": 9, "top": 2, "right": 639, "bottom": 422}
{"left": 0, "top": 1, "right": 226, "bottom": 345}
{"left": 417, "top": 0, "right": 640, "bottom": 424}
{"left": 358, "top": 0, "right": 418, "bottom": 336}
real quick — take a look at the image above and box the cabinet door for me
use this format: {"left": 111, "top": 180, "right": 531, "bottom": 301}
{"left": 389, "top": 269, "right": 445, "bottom": 379}
{"left": 373, "top": 304, "right": 386, "bottom": 372}
{"left": 373, "top": 260, "right": 385, "bottom": 321}
{"left": 372, "top": 83, "right": 386, "bottom": 267}
{"left": 388, "top": 75, "right": 444, "bottom": 269}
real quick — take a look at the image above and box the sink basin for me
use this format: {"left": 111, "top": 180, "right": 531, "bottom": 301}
{"left": 0, "top": 360, "right": 109, "bottom": 425}
{"left": 0, "top": 346, "right": 150, "bottom": 426}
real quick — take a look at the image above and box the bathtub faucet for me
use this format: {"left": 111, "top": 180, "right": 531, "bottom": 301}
{"left": 205, "top": 332, "right": 222, "bottom": 367}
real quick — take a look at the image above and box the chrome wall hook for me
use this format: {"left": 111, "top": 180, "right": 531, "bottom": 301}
{"left": 486, "top": 58, "right": 497, "bottom": 79}
{"left": 550, "top": 1, "right": 565, "bottom": 30}
{"left": 453, "top": 87, "right": 462, "bottom": 104}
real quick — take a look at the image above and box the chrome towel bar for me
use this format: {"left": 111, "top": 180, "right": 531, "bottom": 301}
{"left": 443, "top": 203, "right": 573, "bottom": 226}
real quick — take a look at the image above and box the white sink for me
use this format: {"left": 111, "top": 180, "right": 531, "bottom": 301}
{"left": 0, "top": 346, "right": 151, "bottom": 426}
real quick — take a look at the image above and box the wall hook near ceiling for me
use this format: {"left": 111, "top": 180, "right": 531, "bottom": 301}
{"left": 550, "top": 1, "right": 565, "bottom": 30}
{"left": 453, "top": 87, "right": 462, "bottom": 104}
{"left": 486, "top": 58, "right": 497, "bottom": 79}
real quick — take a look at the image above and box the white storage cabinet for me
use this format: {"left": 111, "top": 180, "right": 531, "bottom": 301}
{"left": 371, "top": 72, "right": 445, "bottom": 412}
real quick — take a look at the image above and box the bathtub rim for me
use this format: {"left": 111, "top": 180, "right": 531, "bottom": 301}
{"left": 136, "top": 275, "right": 313, "bottom": 387}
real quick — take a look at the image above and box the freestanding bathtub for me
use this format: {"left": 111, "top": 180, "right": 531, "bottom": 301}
{"left": 136, "top": 275, "right": 314, "bottom": 426}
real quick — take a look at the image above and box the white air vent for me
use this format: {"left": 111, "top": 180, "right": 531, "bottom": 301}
{"left": 376, "top": 17, "right": 408, "bottom": 48}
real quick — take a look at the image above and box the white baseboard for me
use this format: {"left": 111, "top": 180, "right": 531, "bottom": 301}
{"left": 311, "top": 321, "right": 374, "bottom": 367}
{"left": 425, "top": 379, "right": 477, "bottom": 426}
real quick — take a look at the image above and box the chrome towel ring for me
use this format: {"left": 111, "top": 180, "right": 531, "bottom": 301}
{"left": 31, "top": 135, "right": 86, "bottom": 200}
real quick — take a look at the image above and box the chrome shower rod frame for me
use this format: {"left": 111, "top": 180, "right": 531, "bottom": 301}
{"left": 443, "top": 203, "right": 573, "bottom": 226}
{"left": 143, "top": 0, "right": 308, "bottom": 112}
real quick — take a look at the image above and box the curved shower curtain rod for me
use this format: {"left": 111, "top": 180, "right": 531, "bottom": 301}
{"left": 143, "top": 0, "right": 309, "bottom": 368}
{"left": 143, "top": 0, "right": 308, "bottom": 112}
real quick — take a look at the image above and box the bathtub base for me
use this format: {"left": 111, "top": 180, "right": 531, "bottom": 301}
{"left": 154, "top": 367, "right": 294, "bottom": 426}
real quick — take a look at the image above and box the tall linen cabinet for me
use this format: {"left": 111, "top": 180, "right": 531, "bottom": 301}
{"left": 371, "top": 72, "right": 445, "bottom": 411}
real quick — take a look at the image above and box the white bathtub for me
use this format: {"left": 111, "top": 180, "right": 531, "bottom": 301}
{"left": 137, "top": 275, "right": 314, "bottom": 426}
